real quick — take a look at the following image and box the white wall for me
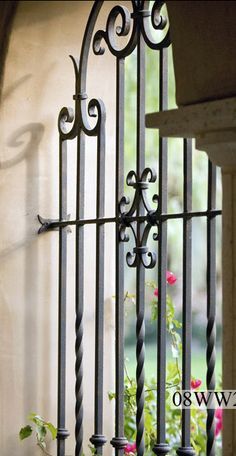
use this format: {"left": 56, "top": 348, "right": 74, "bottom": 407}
{"left": 0, "top": 1, "right": 118, "bottom": 454}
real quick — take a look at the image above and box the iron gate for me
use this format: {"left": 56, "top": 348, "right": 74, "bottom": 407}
{"left": 38, "top": 1, "right": 222, "bottom": 455}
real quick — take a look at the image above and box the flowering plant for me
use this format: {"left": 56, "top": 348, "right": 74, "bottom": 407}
{"left": 115, "top": 272, "right": 222, "bottom": 455}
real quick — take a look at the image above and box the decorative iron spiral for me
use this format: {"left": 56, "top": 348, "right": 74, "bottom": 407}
{"left": 93, "top": 1, "right": 170, "bottom": 58}
{"left": 136, "top": 311, "right": 145, "bottom": 455}
{"left": 57, "top": 54, "right": 106, "bottom": 141}
{"left": 206, "top": 316, "right": 216, "bottom": 456}
{"left": 75, "top": 305, "right": 84, "bottom": 455}
{"left": 57, "top": 0, "right": 170, "bottom": 147}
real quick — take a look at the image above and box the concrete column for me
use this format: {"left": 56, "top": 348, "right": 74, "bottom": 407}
{"left": 146, "top": 96, "right": 236, "bottom": 455}
{"left": 196, "top": 132, "right": 236, "bottom": 456}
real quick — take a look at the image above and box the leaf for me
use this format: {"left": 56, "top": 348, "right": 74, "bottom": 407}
{"left": 19, "top": 425, "right": 33, "bottom": 440}
{"left": 46, "top": 422, "right": 57, "bottom": 440}
{"left": 88, "top": 444, "right": 97, "bottom": 455}
{"left": 28, "top": 413, "right": 44, "bottom": 426}
{"left": 172, "top": 376, "right": 181, "bottom": 385}
{"left": 36, "top": 424, "right": 47, "bottom": 443}
{"left": 167, "top": 361, "right": 178, "bottom": 381}
{"left": 151, "top": 300, "right": 158, "bottom": 321}
{"left": 108, "top": 391, "right": 116, "bottom": 401}
{"left": 173, "top": 319, "right": 182, "bottom": 328}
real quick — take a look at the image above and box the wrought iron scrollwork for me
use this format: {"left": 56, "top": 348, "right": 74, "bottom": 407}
{"left": 37, "top": 2, "right": 173, "bottom": 456}
{"left": 93, "top": 0, "right": 170, "bottom": 59}
{"left": 119, "top": 167, "right": 159, "bottom": 269}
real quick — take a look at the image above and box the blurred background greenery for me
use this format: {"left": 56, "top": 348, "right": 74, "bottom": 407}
{"left": 123, "top": 42, "right": 222, "bottom": 388}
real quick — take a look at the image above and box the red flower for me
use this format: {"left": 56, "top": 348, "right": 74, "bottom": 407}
{"left": 215, "top": 408, "right": 223, "bottom": 437}
{"left": 154, "top": 288, "right": 158, "bottom": 297}
{"left": 191, "top": 379, "right": 202, "bottom": 390}
{"left": 125, "top": 442, "right": 136, "bottom": 454}
{"left": 166, "top": 271, "right": 177, "bottom": 285}
{"left": 153, "top": 271, "right": 177, "bottom": 297}
{"left": 215, "top": 418, "right": 223, "bottom": 437}
{"left": 215, "top": 408, "right": 222, "bottom": 420}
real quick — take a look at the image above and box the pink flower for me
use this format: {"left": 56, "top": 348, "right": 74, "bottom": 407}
{"left": 124, "top": 442, "right": 136, "bottom": 454}
{"left": 215, "top": 408, "right": 223, "bottom": 437}
{"left": 215, "top": 408, "right": 223, "bottom": 420}
{"left": 153, "top": 271, "right": 177, "bottom": 297}
{"left": 215, "top": 418, "right": 223, "bottom": 437}
{"left": 166, "top": 271, "right": 177, "bottom": 285}
{"left": 191, "top": 379, "right": 202, "bottom": 390}
{"left": 154, "top": 288, "right": 158, "bottom": 297}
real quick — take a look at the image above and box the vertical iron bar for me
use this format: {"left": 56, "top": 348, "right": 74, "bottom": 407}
{"left": 153, "top": 47, "right": 170, "bottom": 456}
{"left": 75, "top": 132, "right": 85, "bottom": 456}
{"left": 135, "top": 26, "right": 146, "bottom": 456}
{"left": 176, "top": 139, "right": 195, "bottom": 456}
{"left": 206, "top": 161, "right": 216, "bottom": 456}
{"left": 110, "top": 57, "right": 127, "bottom": 455}
{"left": 90, "top": 119, "right": 107, "bottom": 452}
{"left": 57, "top": 138, "right": 70, "bottom": 456}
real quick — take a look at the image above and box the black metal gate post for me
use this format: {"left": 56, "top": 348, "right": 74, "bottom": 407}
{"left": 110, "top": 56, "right": 127, "bottom": 455}
{"left": 38, "top": 2, "right": 221, "bottom": 456}
{"left": 153, "top": 46, "right": 170, "bottom": 456}
{"left": 206, "top": 161, "right": 217, "bottom": 456}
{"left": 135, "top": 19, "right": 146, "bottom": 456}
{"left": 176, "top": 139, "right": 195, "bottom": 456}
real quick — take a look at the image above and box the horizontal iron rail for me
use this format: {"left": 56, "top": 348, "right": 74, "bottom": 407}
{"left": 38, "top": 209, "right": 222, "bottom": 231}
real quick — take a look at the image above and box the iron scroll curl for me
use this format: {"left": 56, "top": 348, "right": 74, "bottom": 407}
{"left": 57, "top": 0, "right": 170, "bottom": 140}
{"left": 55, "top": 0, "right": 169, "bottom": 272}
{"left": 93, "top": 1, "right": 170, "bottom": 58}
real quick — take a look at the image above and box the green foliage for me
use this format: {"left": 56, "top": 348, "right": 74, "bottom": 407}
{"left": 19, "top": 425, "right": 33, "bottom": 440}
{"left": 19, "top": 413, "right": 57, "bottom": 455}
{"left": 88, "top": 445, "right": 97, "bottom": 455}
{"left": 109, "top": 284, "right": 222, "bottom": 455}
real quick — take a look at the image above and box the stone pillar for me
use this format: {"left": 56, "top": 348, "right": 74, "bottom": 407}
{"left": 196, "top": 132, "right": 236, "bottom": 456}
{"left": 146, "top": 96, "right": 236, "bottom": 455}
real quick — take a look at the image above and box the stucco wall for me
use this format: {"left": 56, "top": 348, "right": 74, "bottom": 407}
{"left": 0, "top": 1, "right": 118, "bottom": 455}
{"left": 0, "top": 0, "right": 18, "bottom": 100}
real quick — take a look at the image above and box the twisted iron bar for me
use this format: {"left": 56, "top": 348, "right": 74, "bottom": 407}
{"left": 119, "top": 167, "right": 159, "bottom": 269}
{"left": 136, "top": 311, "right": 145, "bottom": 455}
{"left": 206, "top": 317, "right": 216, "bottom": 456}
{"left": 75, "top": 309, "right": 83, "bottom": 456}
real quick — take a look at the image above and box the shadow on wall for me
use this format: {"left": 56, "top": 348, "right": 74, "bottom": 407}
{"left": 0, "top": 118, "right": 47, "bottom": 456}
{"left": 0, "top": 122, "right": 44, "bottom": 255}
{"left": 0, "top": 74, "right": 32, "bottom": 105}
{"left": 3, "top": 122, "right": 44, "bottom": 168}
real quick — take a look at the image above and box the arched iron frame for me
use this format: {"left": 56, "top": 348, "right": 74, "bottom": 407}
{"left": 38, "top": 1, "right": 221, "bottom": 455}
